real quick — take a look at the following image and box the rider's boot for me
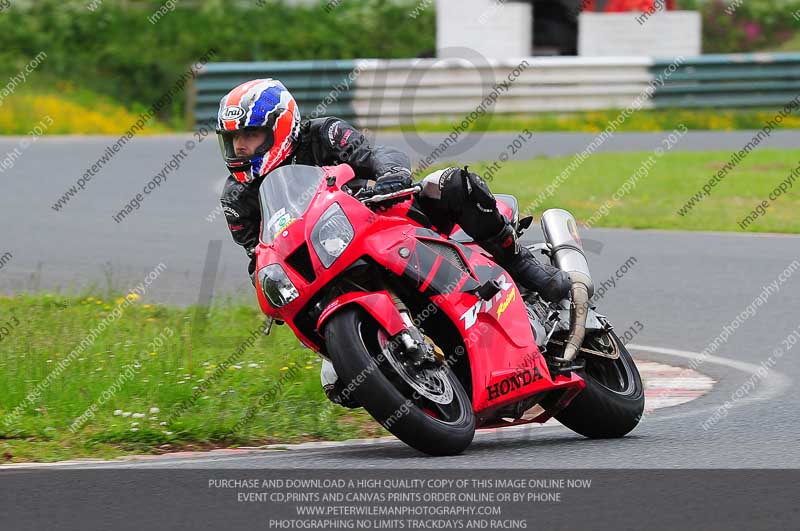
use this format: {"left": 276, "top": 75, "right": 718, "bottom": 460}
{"left": 321, "top": 358, "right": 360, "bottom": 409}
{"left": 477, "top": 221, "right": 572, "bottom": 303}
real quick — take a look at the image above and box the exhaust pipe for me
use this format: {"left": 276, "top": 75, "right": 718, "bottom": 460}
{"left": 540, "top": 209, "right": 593, "bottom": 362}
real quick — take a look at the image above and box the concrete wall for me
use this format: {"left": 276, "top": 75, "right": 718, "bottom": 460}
{"left": 350, "top": 56, "right": 655, "bottom": 127}
{"left": 436, "top": 0, "right": 532, "bottom": 59}
{"left": 578, "top": 11, "right": 702, "bottom": 57}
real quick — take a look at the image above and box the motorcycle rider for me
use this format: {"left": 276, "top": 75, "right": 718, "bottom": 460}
{"left": 216, "top": 79, "right": 571, "bottom": 405}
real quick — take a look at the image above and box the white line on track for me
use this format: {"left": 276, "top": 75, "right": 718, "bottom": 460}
{"left": 629, "top": 344, "right": 792, "bottom": 403}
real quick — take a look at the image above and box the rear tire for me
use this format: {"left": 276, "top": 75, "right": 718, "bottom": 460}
{"left": 325, "top": 308, "right": 475, "bottom": 456}
{"left": 555, "top": 330, "right": 644, "bottom": 438}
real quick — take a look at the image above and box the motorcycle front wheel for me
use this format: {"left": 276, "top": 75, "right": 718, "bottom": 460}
{"left": 324, "top": 308, "right": 475, "bottom": 456}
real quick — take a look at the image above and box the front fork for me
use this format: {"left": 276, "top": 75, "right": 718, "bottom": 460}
{"left": 388, "top": 289, "right": 438, "bottom": 366}
{"left": 315, "top": 287, "right": 438, "bottom": 387}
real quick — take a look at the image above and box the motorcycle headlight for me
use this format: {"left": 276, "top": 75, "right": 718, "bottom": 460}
{"left": 258, "top": 264, "right": 299, "bottom": 308}
{"left": 311, "top": 202, "right": 354, "bottom": 268}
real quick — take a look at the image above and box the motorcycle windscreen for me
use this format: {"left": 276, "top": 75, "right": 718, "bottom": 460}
{"left": 259, "top": 165, "right": 325, "bottom": 244}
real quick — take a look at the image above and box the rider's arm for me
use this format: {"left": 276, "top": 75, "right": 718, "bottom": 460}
{"left": 317, "top": 117, "right": 411, "bottom": 180}
{"left": 220, "top": 176, "right": 260, "bottom": 275}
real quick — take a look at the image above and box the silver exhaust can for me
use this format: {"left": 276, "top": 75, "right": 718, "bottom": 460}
{"left": 540, "top": 209, "right": 594, "bottom": 298}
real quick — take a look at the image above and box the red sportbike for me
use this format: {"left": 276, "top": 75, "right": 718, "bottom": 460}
{"left": 255, "top": 164, "right": 644, "bottom": 455}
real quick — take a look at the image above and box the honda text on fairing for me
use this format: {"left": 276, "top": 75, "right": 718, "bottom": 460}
{"left": 254, "top": 163, "right": 644, "bottom": 455}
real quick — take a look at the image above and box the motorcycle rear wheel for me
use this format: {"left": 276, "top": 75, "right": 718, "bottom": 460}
{"left": 324, "top": 308, "right": 475, "bottom": 456}
{"left": 554, "top": 330, "right": 645, "bottom": 438}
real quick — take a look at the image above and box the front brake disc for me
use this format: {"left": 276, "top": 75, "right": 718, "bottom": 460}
{"left": 377, "top": 330, "right": 454, "bottom": 405}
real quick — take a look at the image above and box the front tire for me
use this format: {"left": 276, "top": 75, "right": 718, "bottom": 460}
{"left": 324, "top": 308, "right": 475, "bottom": 456}
{"left": 555, "top": 330, "right": 644, "bottom": 438}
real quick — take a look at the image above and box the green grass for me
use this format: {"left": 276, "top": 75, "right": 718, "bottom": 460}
{"left": 0, "top": 294, "right": 385, "bottom": 463}
{"left": 397, "top": 108, "right": 800, "bottom": 133}
{"left": 466, "top": 148, "right": 800, "bottom": 233}
{"left": 770, "top": 32, "right": 800, "bottom": 52}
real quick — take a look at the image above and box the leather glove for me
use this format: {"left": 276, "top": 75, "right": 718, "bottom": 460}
{"left": 374, "top": 167, "right": 412, "bottom": 195}
{"left": 460, "top": 165, "right": 497, "bottom": 213}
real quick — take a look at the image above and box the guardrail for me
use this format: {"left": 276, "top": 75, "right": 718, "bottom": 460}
{"left": 192, "top": 60, "right": 361, "bottom": 126}
{"left": 191, "top": 53, "right": 800, "bottom": 128}
{"left": 651, "top": 53, "right": 800, "bottom": 109}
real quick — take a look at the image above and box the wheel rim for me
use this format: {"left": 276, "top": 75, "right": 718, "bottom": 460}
{"left": 377, "top": 329, "right": 454, "bottom": 405}
{"left": 582, "top": 332, "right": 636, "bottom": 396}
{"left": 355, "top": 322, "right": 467, "bottom": 425}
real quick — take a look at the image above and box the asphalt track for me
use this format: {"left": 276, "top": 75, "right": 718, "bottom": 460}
{"left": 3, "top": 129, "right": 800, "bottom": 304}
{"left": 1, "top": 131, "right": 799, "bottom": 470}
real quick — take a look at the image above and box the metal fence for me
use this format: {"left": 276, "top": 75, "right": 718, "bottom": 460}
{"left": 192, "top": 60, "right": 360, "bottom": 126}
{"left": 651, "top": 53, "right": 800, "bottom": 109}
{"left": 191, "top": 53, "right": 800, "bottom": 128}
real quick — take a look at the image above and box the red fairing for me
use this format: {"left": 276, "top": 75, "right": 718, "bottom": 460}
{"left": 317, "top": 291, "right": 407, "bottom": 337}
{"left": 254, "top": 164, "right": 584, "bottom": 427}
{"left": 392, "top": 239, "right": 582, "bottom": 417}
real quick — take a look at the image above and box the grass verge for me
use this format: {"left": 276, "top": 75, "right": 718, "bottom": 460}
{"left": 0, "top": 82, "right": 173, "bottom": 135}
{"left": 0, "top": 293, "right": 385, "bottom": 463}
{"left": 398, "top": 108, "right": 800, "bottom": 133}
{"left": 467, "top": 148, "right": 800, "bottom": 233}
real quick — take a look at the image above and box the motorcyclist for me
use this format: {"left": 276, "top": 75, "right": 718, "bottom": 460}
{"left": 216, "top": 79, "right": 571, "bottom": 405}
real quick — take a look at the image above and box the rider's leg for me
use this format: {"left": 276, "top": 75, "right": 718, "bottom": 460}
{"left": 418, "top": 167, "right": 571, "bottom": 303}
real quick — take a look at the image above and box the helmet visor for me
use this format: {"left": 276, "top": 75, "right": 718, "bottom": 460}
{"left": 216, "top": 127, "right": 275, "bottom": 165}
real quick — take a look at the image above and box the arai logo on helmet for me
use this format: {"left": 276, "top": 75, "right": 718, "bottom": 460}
{"left": 221, "top": 106, "right": 246, "bottom": 121}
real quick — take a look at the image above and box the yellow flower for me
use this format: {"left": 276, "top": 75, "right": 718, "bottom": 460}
{"left": 115, "top": 297, "right": 125, "bottom": 304}
{"left": 280, "top": 366, "right": 289, "bottom": 371}
{"left": 2, "top": 93, "right": 169, "bottom": 135}
{"left": 126, "top": 293, "right": 140, "bottom": 301}
{"left": 305, "top": 366, "right": 314, "bottom": 369}
{"left": 87, "top": 297, "right": 94, "bottom": 301}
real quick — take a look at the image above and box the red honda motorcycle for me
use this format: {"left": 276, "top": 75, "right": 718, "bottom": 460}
{"left": 254, "top": 163, "right": 644, "bottom": 456}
